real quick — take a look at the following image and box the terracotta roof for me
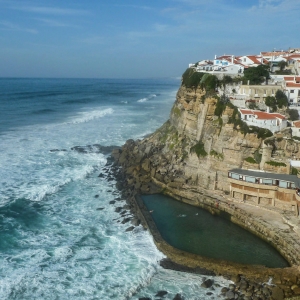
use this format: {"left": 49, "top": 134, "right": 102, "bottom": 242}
{"left": 254, "top": 111, "right": 286, "bottom": 120}
{"left": 239, "top": 109, "right": 286, "bottom": 120}
{"left": 284, "top": 76, "right": 295, "bottom": 81}
{"left": 261, "top": 51, "right": 287, "bottom": 56}
{"left": 247, "top": 55, "right": 263, "bottom": 64}
{"left": 239, "top": 109, "right": 253, "bottom": 115}
{"left": 293, "top": 121, "right": 300, "bottom": 128}
{"left": 286, "top": 82, "right": 300, "bottom": 88}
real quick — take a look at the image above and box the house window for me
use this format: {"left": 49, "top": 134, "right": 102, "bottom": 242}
{"left": 243, "top": 58, "right": 246, "bottom": 62}
{"left": 291, "top": 90, "right": 294, "bottom": 93}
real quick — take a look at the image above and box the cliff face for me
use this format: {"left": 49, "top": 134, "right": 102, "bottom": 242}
{"left": 112, "top": 84, "right": 300, "bottom": 195}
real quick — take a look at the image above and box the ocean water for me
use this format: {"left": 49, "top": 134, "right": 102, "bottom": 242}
{"left": 0, "top": 78, "right": 230, "bottom": 299}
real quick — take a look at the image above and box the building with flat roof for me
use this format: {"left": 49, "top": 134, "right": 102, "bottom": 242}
{"left": 228, "top": 168, "right": 300, "bottom": 215}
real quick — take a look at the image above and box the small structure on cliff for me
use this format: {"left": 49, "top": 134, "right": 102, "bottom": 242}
{"left": 239, "top": 109, "right": 287, "bottom": 133}
{"left": 228, "top": 168, "right": 300, "bottom": 215}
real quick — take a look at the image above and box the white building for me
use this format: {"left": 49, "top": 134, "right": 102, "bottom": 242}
{"left": 283, "top": 76, "right": 300, "bottom": 106}
{"left": 239, "top": 109, "right": 287, "bottom": 133}
{"left": 291, "top": 120, "right": 300, "bottom": 138}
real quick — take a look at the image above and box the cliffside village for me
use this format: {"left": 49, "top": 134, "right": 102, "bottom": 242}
{"left": 189, "top": 48, "right": 300, "bottom": 216}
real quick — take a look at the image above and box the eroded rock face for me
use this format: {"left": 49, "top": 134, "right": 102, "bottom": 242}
{"left": 111, "top": 83, "right": 300, "bottom": 298}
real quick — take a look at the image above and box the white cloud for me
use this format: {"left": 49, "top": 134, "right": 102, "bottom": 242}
{"left": 0, "top": 20, "right": 37, "bottom": 34}
{"left": 35, "top": 18, "right": 79, "bottom": 28}
{"left": 12, "top": 6, "right": 89, "bottom": 16}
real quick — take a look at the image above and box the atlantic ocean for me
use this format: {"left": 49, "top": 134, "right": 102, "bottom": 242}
{"left": 0, "top": 78, "right": 229, "bottom": 299}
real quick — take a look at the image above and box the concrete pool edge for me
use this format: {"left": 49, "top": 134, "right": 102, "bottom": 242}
{"left": 132, "top": 188, "right": 300, "bottom": 296}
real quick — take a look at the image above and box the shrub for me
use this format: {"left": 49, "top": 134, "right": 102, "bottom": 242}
{"left": 190, "top": 142, "right": 207, "bottom": 157}
{"left": 291, "top": 167, "right": 299, "bottom": 175}
{"left": 287, "top": 108, "right": 299, "bottom": 121}
{"left": 182, "top": 68, "right": 205, "bottom": 88}
{"left": 245, "top": 157, "right": 257, "bottom": 164}
{"left": 210, "top": 150, "right": 224, "bottom": 160}
{"left": 265, "top": 161, "right": 286, "bottom": 167}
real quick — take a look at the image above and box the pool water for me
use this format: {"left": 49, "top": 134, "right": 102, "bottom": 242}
{"left": 142, "top": 194, "right": 289, "bottom": 268}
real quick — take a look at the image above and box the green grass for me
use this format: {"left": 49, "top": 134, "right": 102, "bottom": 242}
{"left": 265, "top": 161, "right": 286, "bottom": 167}
{"left": 190, "top": 142, "right": 207, "bottom": 158}
{"left": 245, "top": 157, "right": 257, "bottom": 164}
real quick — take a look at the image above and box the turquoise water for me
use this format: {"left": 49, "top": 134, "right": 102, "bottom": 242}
{"left": 142, "top": 194, "right": 289, "bottom": 268}
{"left": 0, "top": 77, "right": 232, "bottom": 299}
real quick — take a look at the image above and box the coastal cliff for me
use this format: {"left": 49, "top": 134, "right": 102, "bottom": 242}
{"left": 112, "top": 83, "right": 299, "bottom": 194}
{"left": 111, "top": 80, "right": 300, "bottom": 299}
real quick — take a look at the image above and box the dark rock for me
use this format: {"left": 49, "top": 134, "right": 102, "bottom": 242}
{"left": 125, "top": 226, "right": 135, "bottom": 232}
{"left": 229, "top": 283, "right": 236, "bottom": 291}
{"left": 115, "top": 207, "right": 122, "bottom": 213}
{"left": 96, "top": 207, "right": 104, "bottom": 210}
{"left": 121, "top": 218, "right": 131, "bottom": 224}
{"left": 71, "top": 144, "right": 120, "bottom": 154}
{"left": 155, "top": 290, "right": 168, "bottom": 297}
{"left": 138, "top": 298, "right": 151, "bottom": 300}
{"left": 98, "top": 173, "right": 105, "bottom": 178}
{"left": 201, "top": 279, "right": 214, "bottom": 288}
{"left": 271, "top": 286, "right": 284, "bottom": 300}
{"left": 206, "top": 292, "right": 213, "bottom": 295}
{"left": 159, "top": 258, "right": 216, "bottom": 276}
{"left": 221, "top": 287, "right": 229, "bottom": 294}
{"left": 109, "top": 200, "right": 116, "bottom": 204}
{"left": 50, "top": 149, "right": 67, "bottom": 152}
{"left": 173, "top": 294, "right": 184, "bottom": 300}
{"left": 225, "top": 290, "right": 235, "bottom": 299}
{"left": 131, "top": 218, "right": 140, "bottom": 226}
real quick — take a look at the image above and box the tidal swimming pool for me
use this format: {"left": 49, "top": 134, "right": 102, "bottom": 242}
{"left": 142, "top": 194, "right": 289, "bottom": 268}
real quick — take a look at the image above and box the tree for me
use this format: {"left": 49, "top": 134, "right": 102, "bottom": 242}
{"left": 265, "top": 96, "right": 277, "bottom": 111}
{"left": 287, "top": 108, "right": 299, "bottom": 121}
{"left": 265, "top": 90, "right": 288, "bottom": 112}
{"left": 278, "top": 60, "right": 288, "bottom": 71}
{"left": 275, "top": 90, "right": 288, "bottom": 108}
{"left": 244, "top": 65, "right": 270, "bottom": 85}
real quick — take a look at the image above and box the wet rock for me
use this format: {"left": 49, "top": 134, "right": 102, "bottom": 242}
{"left": 50, "top": 149, "right": 67, "bottom": 152}
{"left": 96, "top": 207, "right": 104, "bottom": 210}
{"left": 125, "top": 226, "right": 135, "bottom": 232}
{"left": 109, "top": 200, "right": 116, "bottom": 204}
{"left": 94, "top": 195, "right": 99, "bottom": 198}
{"left": 225, "top": 290, "right": 235, "bottom": 299}
{"left": 98, "top": 173, "right": 105, "bottom": 178}
{"left": 131, "top": 218, "right": 140, "bottom": 226}
{"left": 221, "top": 287, "right": 229, "bottom": 294}
{"left": 271, "top": 286, "right": 284, "bottom": 300}
{"left": 115, "top": 207, "right": 122, "bottom": 213}
{"left": 229, "top": 283, "right": 236, "bottom": 291}
{"left": 173, "top": 294, "right": 184, "bottom": 300}
{"left": 139, "top": 298, "right": 151, "bottom": 300}
{"left": 201, "top": 279, "right": 214, "bottom": 288}
{"left": 155, "top": 290, "right": 168, "bottom": 297}
{"left": 121, "top": 218, "right": 131, "bottom": 224}
{"left": 206, "top": 292, "right": 213, "bottom": 295}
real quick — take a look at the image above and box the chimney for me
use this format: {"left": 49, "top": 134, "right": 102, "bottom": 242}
{"left": 215, "top": 55, "right": 217, "bottom": 59}
{"left": 231, "top": 55, "right": 234, "bottom": 64}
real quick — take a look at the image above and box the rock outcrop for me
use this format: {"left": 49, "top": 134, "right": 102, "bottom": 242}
{"left": 111, "top": 83, "right": 300, "bottom": 299}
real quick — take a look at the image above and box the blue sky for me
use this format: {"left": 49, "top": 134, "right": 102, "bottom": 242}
{"left": 0, "top": 0, "right": 299, "bottom": 78}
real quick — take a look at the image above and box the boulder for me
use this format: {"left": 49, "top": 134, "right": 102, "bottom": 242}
{"left": 201, "top": 279, "right": 214, "bottom": 288}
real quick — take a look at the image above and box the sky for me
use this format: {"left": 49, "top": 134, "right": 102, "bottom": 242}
{"left": 0, "top": 0, "right": 299, "bottom": 78}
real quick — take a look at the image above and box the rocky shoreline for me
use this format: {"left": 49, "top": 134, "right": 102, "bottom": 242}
{"left": 103, "top": 142, "right": 300, "bottom": 300}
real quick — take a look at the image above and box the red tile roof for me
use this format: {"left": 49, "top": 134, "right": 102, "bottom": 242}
{"left": 239, "top": 109, "right": 253, "bottom": 115}
{"left": 293, "top": 121, "right": 300, "bottom": 128}
{"left": 284, "top": 76, "right": 295, "bottom": 81}
{"left": 286, "top": 82, "right": 300, "bottom": 88}
{"left": 239, "top": 109, "right": 286, "bottom": 120}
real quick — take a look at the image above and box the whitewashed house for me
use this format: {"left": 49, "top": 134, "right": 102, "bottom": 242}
{"left": 239, "top": 109, "right": 287, "bottom": 133}
{"left": 291, "top": 120, "right": 300, "bottom": 138}
{"left": 283, "top": 76, "right": 300, "bottom": 106}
